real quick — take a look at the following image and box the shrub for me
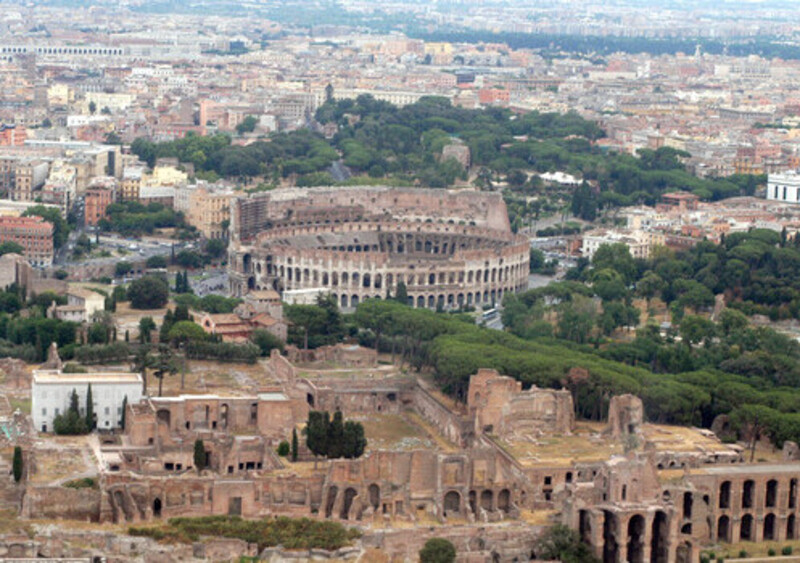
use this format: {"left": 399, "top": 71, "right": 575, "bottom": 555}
{"left": 738, "top": 551, "right": 746, "bottom": 558}
{"left": 250, "top": 329, "right": 284, "bottom": 356}
{"left": 277, "top": 441, "right": 290, "bottom": 456}
{"left": 768, "top": 548, "right": 776, "bottom": 556}
{"left": 783, "top": 546, "right": 793, "bottom": 555}
{"left": 128, "top": 516, "right": 360, "bottom": 551}
{"left": 185, "top": 341, "right": 259, "bottom": 363}
{"left": 127, "top": 275, "right": 169, "bottom": 309}
{"left": 64, "top": 477, "right": 97, "bottom": 489}
{"left": 419, "top": 538, "right": 456, "bottom": 563}
{"left": 53, "top": 410, "right": 88, "bottom": 435}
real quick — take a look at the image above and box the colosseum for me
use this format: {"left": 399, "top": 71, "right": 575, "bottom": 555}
{"left": 227, "top": 186, "right": 530, "bottom": 309}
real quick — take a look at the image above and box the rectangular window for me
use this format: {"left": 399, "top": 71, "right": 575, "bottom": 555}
{"left": 104, "top": 407, "right": 110, "bottom": 415}
{"left": 55, "top": 408, "right": 59, "bottom": 416}
{"left": 42, "top": 408, "right": 47, "bottom": 415}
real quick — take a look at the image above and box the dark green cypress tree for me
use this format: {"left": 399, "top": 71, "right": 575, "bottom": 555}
{"left": 327, "top": 410, "right": 344, "bottom": 459}
{"left": 305, "top": 411, "right": 324, "bottom": 457}
{"left": 120, "top": 395, "right": 128, "bottom": 430}
{"left": 85, "top": 384, "right": 95, "bottom": 431}
{"left": 69, "top": 388, "right": 80, "bottom": 415}
{"left": 193, "top": 439, "right": 206, "bottom": 472}
{"left": 12, "top": 446, "right": 23, "bottom": 482}
{"left": 291, "top": 427, "right": 298, "bottom": 462}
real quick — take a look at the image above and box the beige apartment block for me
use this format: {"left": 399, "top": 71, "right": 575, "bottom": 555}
{"left": 187, "top": 186, "right": 233, "bottom": 239}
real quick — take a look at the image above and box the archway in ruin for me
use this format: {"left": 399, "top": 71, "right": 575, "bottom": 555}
{"left": 341, "top": 487, "right": 357, "bottom": 520}
{"left": 717, "top": 515, "right": 730, "bottom": 542}
{"left": 626, "top": 514, "right": 645, "bottom": 563}
{"left": 603, "top": 511, "right": 619, "bottom": 563}
{"left": 480, "top": 489, "right": 493, "bottom": 512}
{"left": 740, "top": 514, "right": 754, "bottom": 541}
{"left": 497, "top": 489, "right": 511, "bottom": 513}
{"left": 325, "top": 486, "right": 338, "bottom": 518}
{"left": 651, "top": 511, "right": 668, "bottom": 563}
{"left": 443, "top": 491, "right": 461, "bottom": 516}
{"left": 368, "top": 484, "right": 380, "bottom": 510}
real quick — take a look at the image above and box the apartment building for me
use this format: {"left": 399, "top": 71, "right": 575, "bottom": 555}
{"left": 582, "top": 228, "right": 665, "bottom": 260}
{"left": 11, "top": 160, "right": 49, "bottom": 202}
{"left": 0, "top": 215, "right": 55, "bottom": 267}
{"left": 120, "top": 166, "right": 145, "bottom": 201}
{"left": 84, "top": 178, "right": 117, "bottom": 226}
{"left": 0, "top": 123, "right": 27, "bottom": 146}
{"left": 187, "top": 186, "right": 234, "bottom": 239}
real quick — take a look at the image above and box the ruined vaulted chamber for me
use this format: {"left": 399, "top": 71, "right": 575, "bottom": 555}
{"left": 227, "top": 186, "right": 531, "bottom": 309}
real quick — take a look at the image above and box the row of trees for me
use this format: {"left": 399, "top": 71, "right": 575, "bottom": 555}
{"left": 349, "top": 289, "right": 800, "bottom": 446}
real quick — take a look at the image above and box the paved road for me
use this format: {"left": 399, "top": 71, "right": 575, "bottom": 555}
{"left": 57, "top": 233, "right": 171, "bottom": 268}
{"left": 191, "top": 269, "right": 230, "bottom": 297}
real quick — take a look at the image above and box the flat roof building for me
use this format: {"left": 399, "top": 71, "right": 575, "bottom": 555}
{"left": 32, "top": 345, "right": 143, "bottom": 433}
{"left": 0, "top": 215, "right": 54, "bottom": 267}
{"left": 767, "top": 171, "right": 800, "bottom": 204}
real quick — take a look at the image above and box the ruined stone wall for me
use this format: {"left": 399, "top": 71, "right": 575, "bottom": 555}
{"left": 314, "top": 387, "right": 404, "bottom": 416}
{"left": 468, "top": 369, "right": 574, "bottom": 439}
{"left": 268, "top": 348, "right": 296, "bottom": 382}
{"left": 606, "top": 394, "right": 644, "bottom": 439}
{"left": 24, "top": 485, "right": 102, "bottom": 521}
{"left": 285, "top": 344, "right": 377, "bottom": 368}
{"left": 100, "top": 472, "right": 327, "bottom": 523}
{"left": 412, "top": 384, "right": 473, "bottom": 448}
{"left": 362, "top": 520, "right": 544, "bottom": 561}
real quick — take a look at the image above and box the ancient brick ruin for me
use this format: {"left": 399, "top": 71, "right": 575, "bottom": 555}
{"left": 8, "top": 346, "right": 800, "bottom": 561}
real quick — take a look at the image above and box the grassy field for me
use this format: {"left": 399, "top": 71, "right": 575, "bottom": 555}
{"left": 9, "top": 397, "right": 31, "bottom": 414}
{"left": 356, "top": 413, "right": 436, "bottom": 452}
